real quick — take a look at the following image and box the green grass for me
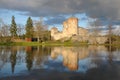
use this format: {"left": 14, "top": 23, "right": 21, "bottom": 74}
{"left": 0, "top": 42, "right": 41, "bottom": 46}
{"left": 0, "top": 41, "right": 88, "bottom": 46}
{"left": 0, "top": 41, "right": 120, "bottom": 47}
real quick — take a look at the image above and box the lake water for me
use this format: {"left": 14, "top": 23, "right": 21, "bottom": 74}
{"left": 0, "top": 46, "right": 120, "bottom": 80}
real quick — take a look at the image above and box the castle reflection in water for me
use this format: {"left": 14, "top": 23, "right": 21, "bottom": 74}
{"left": 0, "top": 45, "right": 120, "bottom": 77}
{"left": 50, "top": 46, "right": 118, "bottom": 71}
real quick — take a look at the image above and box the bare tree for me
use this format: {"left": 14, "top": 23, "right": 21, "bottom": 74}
{"left": 0, "top": 18, "right": 3, "bottom": 37}
{"left": 107, "top": 18, "right": 113, "bottom": 45}
{"left": 0, "top": 24, "right": 10, "bottom": 37}
{"left": 0, "top": 18, "right": 11, "bottom": 42}
{"left": 88, "top": 18, "right": 101, "bottom": 44}
{"left": 17, "top": 24, "right": 24, "bottom": 38}
{"left": 34, "top": 18, "right": 48, "bottom": 42}
{"left": 89, "top": 19, "right": 101, "bottom": 35}
{"left": 108, "top": 25, "right": 112, "bottom": 45}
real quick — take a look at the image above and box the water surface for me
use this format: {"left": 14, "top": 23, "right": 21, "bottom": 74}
{"left": 0, "top": 46, "right": 120, "bottom": 80}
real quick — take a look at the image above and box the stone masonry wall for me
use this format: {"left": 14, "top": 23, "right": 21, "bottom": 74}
{"left": 50, "top": 17, "right": 107, "bottom": 44}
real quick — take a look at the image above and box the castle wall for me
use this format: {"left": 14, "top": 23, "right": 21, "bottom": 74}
{"left": 78, "top": 27, "right": 88, "bottom": 37}
{"left": 63, "top": 17, "right": 78, "bottom": 36}
{"left": 51, "top": 17, "right": 79, "bottom": 41}
{"left": 51, "top": 33, "right": 63, "bottom": 40}
{"left": 50, "top": 17, "right": 107, "bottom": 44}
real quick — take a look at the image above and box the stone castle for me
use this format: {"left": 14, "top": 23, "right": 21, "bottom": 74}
{"left": 51, "top": 17, "right": 107, "bottom": 44}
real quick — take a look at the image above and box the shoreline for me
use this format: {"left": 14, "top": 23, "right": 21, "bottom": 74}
{"left": 0, "top": 42, "right": 120, "bottom": 47}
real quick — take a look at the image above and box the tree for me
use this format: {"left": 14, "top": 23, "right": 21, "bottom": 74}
{"left": 10, "top": 16, "right": 17, "bottom": 38}
{"left": 88, "top": 18, "right": 101, "bottom": 44}
{"left": 107, "top": 19, "right": 113, "bottom": 45}
{"left": 34, "top": 18, "right": 48, "bottom": 42}
{"left": 0, "top": 18, "right": 4, "bottom": 37}
{"left": 25, "top": 17, "right": 33, "bottom": 38}
{"left": 0, "top": 18, "right": 11, "bottom": 42}
{"left": 34, "top": 18, "right": 44, "bottom": 42}
{"left": 0, "top": 24, "right": 10, "bottom": 37}
{"left": 108, "top": 25, "right": 112, "bottom": 45}
{"left": 17, "top": 24, "right": 24, "bottom": 38}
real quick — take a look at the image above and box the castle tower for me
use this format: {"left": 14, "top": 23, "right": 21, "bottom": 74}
{"left": 63, "top": 17, "right": 78, "bottom": 36}
{"left": 51, "top": 27, "right": 58, "bottom": 37}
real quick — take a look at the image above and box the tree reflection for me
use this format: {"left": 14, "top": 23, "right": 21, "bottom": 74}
{"left": 25, "top": 46, "right": 34, "bottom": 71}
{"left": 10, "top": 47, "right": 17, "bottom": 73}
{"left": 0, "top": 45, "right": 120, "bottom": 77}
{"left": 0, "top": 47, "right": 11, "bottom": 70}
{"left": 107, "top": 45, "right": 113, "bottom": 64}
{"left": 34, "top": 46, "right": 49, "bottom": 66}
{"left": 25, "top": 46, "right": 51, "bottom": 71}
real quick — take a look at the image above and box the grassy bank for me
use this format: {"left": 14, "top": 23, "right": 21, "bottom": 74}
{"left": 0, "top": 41, "right": 120, "bottom": 47}
{"left": 0, "top": 41, "right": 88, "bottom": 46}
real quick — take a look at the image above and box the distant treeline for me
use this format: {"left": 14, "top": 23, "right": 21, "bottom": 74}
{"left": 0, "top": 16, "right": 51, "bottom": 42}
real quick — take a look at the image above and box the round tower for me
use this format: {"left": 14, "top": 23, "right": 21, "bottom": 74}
{"left": 51, "top": 27, "right": 58, "bottom": 37}
{"left": 63, "top": 17, "right": 78, "bottom": 36}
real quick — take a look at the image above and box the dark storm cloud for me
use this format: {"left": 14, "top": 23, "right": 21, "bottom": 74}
{"left": 0, "top": 0, "right": 120, "bottom": 25}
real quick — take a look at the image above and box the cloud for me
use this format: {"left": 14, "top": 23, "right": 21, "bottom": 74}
{"left": 1, "top": 0, "right": 120, "bottom": 25}
{"left": 44, "top": 15, "right": 67, "bottom": 25}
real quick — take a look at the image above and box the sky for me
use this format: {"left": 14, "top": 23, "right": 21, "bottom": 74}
{"left": 0, "top": 0, "right": 120, "bottom": 30}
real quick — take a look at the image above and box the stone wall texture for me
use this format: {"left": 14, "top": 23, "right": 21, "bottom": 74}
{"left": 51, "top": 17, "right": 107, "bottom": 44}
